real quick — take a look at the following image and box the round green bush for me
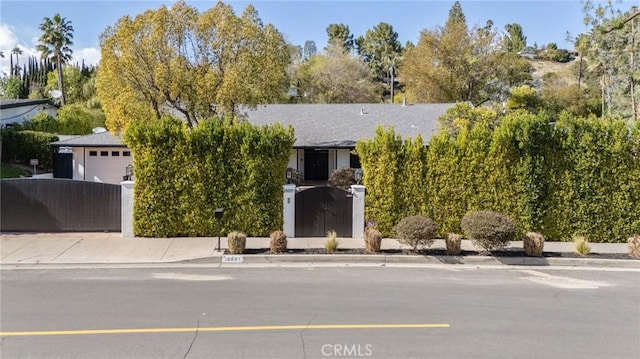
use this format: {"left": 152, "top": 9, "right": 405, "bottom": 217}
{"left": 461, "top": 210, "right": 516, "bottom": 251}
{"left": 393, "top": 215, "right": 438, "bottom": 251}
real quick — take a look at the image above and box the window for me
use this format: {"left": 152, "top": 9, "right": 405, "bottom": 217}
{"left": 350, "top": 153, "right": 361, "bottom": 169}
{"left": 112, "top": 151, "right": 120, "bottom": 156}
{"left": 100, "top": 151, "right": 109, "bottom": 157}
{"left": 89, "top": 151, "right": 97, "bottom": 157}
{"left": 123, "top": 151, "right": 131, "bottom": 157}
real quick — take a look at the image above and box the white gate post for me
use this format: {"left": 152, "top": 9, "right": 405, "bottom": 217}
{"left": 351, "top": 185, "right": 366, "bottom": 238}
{"left": 283, "top": 184, "right": 296, "bottom": 238}
{"left": 121, "top": 180, "right": 135, "bottom": 238}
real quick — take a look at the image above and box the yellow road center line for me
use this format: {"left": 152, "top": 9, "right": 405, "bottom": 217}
{"left": 0, "top": 323, "right": 450, "bottom": 337}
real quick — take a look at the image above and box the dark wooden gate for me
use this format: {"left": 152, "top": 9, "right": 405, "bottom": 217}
{"left": 295, "top": 186, "right": 352, "bottom": 237}
{"left": 53, "top": 153, "right": 73, "bottom": 179}
{"left": 0, "top": 179, "right": 121, "bottom": 232}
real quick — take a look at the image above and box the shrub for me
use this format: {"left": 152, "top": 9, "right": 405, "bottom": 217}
{"left": 0, "top": 129, "right": 58, "bottom": 170}
{"left": 324, "top": 230, "right": 339, "bottom": 253}
{"left": 461, "top": 210, "right": 516, "bottom": 251}
{"left": 227, "top": 231, "right": 247, "bottom": 254}
{"left": 393, "top": 215, "right": 438, "bottom": 251}
{"left": 364, "top": 228, "right": 382, "bottom": 252}
{"left": 328, "top": 167, "right": 356, "bottom": 190}
{"left": 574, "top": 235, "right": 591, "bottom": 256}
{"left": 446, "top": 233, "right": 462, "bottom": 255}
{"left": 628, "top": 235, "right": 640, "bottom": 259}
{"left": 523, "top": 232, "right": 545, "bottom": 257}
{"left": 270, "top": 230, "right": 287, "bottom": 253}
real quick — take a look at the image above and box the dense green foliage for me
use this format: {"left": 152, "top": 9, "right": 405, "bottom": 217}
{"left": 355, "top": 127, "right": 427, "bottom": 234}
{"left": 356, "top": 108, "right": 640, "bottom": 243}
{"left": 124, "top": 116, "right": 295, "bottom": 237}
{"left": 17, "top": 106, "right": 105, "bottom": 135}
{"left": 0, "top": 128, "right": 58, "bottom": 170}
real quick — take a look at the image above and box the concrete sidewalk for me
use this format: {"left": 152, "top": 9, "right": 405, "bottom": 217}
{"left": 0, "top": 232, "right": 634, "bottom": 267}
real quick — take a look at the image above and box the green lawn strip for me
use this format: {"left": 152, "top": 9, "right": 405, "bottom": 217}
{"left": 1, "top": 163, "right": 27, "bottom": 178}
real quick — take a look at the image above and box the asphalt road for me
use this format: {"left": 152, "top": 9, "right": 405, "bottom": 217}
{"left": 1, "top": 266, "right": 638, "bottom": 359}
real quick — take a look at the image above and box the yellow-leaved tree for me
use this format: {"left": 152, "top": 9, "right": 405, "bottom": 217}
{"left": 97, "top": 0, "right": 290, "bottom": 132}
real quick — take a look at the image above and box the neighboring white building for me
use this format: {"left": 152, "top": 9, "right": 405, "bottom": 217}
{"left": 0, "top": 99, "right": 58, "bottom": 127}
{"left": 51, "top": 131, "right": 132, "bottom": 185}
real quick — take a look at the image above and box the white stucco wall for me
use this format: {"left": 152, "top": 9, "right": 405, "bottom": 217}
{"left": 336, "top": 149, "right": 351, "bottom": 169}
{"left": 328, "top": 149, "right": 336, "bottom": 176}
{"left": 287, "top": 149, "right": 297, "bottom": 169}
{"left": 74, "top": 146, "right": 132, "bottom": 184}
{"left": 72, "top": 147, "right": 85, "bottom": 181}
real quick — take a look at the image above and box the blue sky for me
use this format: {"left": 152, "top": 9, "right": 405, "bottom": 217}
{"left": 0, "top": 0, "right": 635, "bottom": 75}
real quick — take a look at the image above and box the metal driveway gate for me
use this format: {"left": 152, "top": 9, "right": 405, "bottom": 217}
{"left": 295, "top": 186, "right": 352, "bottom": 237}
{"left": 0, "top": 179, "right": 121, "bottom": 232}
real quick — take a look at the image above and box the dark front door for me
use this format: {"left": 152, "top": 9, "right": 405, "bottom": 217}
{"left": 304, "top": 149, "right": 328, "bottom": 181}
{"left": 295, "top": 186, "right": 353, "bottom": 237}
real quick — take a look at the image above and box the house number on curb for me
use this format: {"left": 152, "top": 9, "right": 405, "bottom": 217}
{"left": 222, "top": 255, "right": 244, "bottom": 263}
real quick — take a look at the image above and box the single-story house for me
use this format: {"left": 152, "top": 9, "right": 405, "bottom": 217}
{"left": 241, "top": 103, "right": 455, "bottom": 181}
{"left": 0, "top": 99, "right": 58, "bottom": 127}
{"left": 51, "top": 130, "right": 131, "bottom": 185}
{"left": 49, "top": 103, "right": 455, "bottom": 184}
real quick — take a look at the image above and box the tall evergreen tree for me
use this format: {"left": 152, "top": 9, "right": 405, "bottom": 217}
{"left": 503, "top": 23, "right": 527, "bottom": 53}
{"left": 326, "top": 23, "right": 354, "bottom": 52}
{"left": 355, "top": 22, "right": 403, "bottom": 78}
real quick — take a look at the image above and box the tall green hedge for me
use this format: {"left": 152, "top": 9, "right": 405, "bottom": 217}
{"left": 357, "top": 111, "right": 640, "bottom": 242}
{"left": 1, "top": 128, "right": 58, "bottom": 170}
{"left": 124, "top": 116, "right": 294, "bottom": 237}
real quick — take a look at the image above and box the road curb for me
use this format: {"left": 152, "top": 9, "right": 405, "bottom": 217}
{"left": 214, "top": 254, "right": 640, "bottom": 268}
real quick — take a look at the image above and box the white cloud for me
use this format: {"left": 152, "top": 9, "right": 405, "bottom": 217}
{"left": 72, "top": 47, "right": 101, "bottom": 67}
{"left": 0, "top": 22, "right": 101, "bottom": 76}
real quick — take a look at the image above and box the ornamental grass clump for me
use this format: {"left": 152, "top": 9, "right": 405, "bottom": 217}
{"left": 324, "top": 230, "right": 340, "bottom": 253}
{"left": 446, "top": 233, "right": 462, "bottom": 255}
{"left": 227, "top": 231, "right": 247, "bottom": 254}
{"left": 461, "top": 210, "right": 516, "bottom": 252}
{"left": 270, "top": 230, "right": 287, "bottom": 253}
{"left": 364, "top": 228, "right": 382, "bottom": 253}
{"left": 629, "top": 235, "right": 640, "bottom": 259}
{"left": 573, "top": 235, "right": 591, "bottom": 256}
{"left": 393, "top": 215, "right": 438, "bottom": 251}
{"left": 523, "top": 232, "right": 545, "bottom": 257}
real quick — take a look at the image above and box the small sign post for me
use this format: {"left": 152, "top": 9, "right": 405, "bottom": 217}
{"left": 29, "top": 159, "right": 39, "bottom": 176}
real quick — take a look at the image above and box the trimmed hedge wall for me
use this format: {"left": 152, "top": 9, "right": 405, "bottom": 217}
{"left": 1, "top": 128, "right": 58, "bottom": 170}
{"left": 355, "top": 128, "right": 427, "bottom": 234}
{"left": 356, "top": 110, "right": 640, "bottom": 243}
{"left": 124, "top": 116, "right": 295, "bottom": 237}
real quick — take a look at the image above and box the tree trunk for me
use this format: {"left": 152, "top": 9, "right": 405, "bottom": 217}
{"left": 57, "top": 57, "right": 66, "bottom": 106}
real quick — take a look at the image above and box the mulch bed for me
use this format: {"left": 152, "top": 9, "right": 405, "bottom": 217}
{"left": 228, "top": 248, "right": 637, "bottom": 260}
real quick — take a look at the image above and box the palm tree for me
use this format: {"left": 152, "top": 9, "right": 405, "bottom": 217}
{"left": 37, "top": 14, "right": 74, "bottom": 105}
{"left": 11, "top": 47, "right": 23, "bottom": 76}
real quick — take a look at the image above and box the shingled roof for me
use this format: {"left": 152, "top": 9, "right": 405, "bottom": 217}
{"left": 49, "top": 103, "right": 456, "bottom": 148}
{"left": 241, "top": 103, "right": 455, "bottom": 148}
{"left": 51, "top": 131, "right": 125, "bottom": 147}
